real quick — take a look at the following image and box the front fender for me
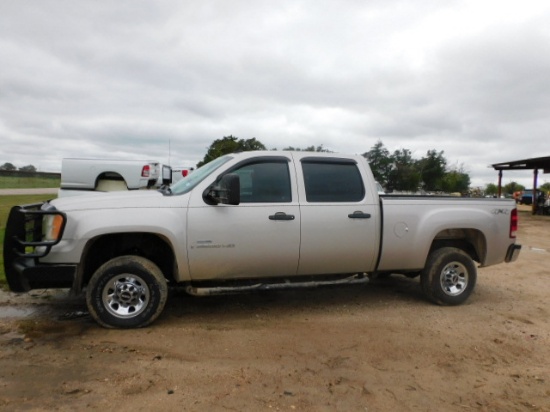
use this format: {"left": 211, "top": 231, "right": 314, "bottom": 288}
{"left": 39, "top": 207, "right": 190, "bottom": 280}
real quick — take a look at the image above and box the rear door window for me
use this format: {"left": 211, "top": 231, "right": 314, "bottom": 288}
{"left": 302, "top": 160, "right": 365, "bottom": 202}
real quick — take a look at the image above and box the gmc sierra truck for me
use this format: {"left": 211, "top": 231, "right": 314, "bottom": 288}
{"left": 4, "top": 151, "right": 521, "bottom": 328}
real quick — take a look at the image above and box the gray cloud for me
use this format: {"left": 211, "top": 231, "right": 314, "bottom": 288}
{"left": 1, "top": 0, "right": 549, "bottom": 187}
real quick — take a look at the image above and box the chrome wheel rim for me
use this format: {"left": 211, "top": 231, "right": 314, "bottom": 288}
{"left": 102, "top": 274, "right": 150, "bottom": 318}
{"left": 440, "top": 262, "right": 468, "bottom": 296}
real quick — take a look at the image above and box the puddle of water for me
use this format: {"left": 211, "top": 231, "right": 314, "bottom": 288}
{"left": 0, "top": 306, "right": 36, "bottom": 319}
{"left": 0, "top": 330, "right": 26, "bottom": 344}
{"left": 58, "top": 311, "right": 90, "bottom": 321}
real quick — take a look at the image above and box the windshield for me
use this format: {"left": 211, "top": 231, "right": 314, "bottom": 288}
{"left": 169, "top": 155, "right": 233, "bottom": 195}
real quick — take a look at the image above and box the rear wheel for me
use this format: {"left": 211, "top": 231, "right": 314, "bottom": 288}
{"left": 86, "top": 256, "right": 168, "bottom": 328}
{"left": 421, "top": 247, "right": 477, "bottom": 305}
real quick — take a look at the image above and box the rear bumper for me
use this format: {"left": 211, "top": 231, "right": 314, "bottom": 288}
{"left": 505, "top": 243, "right": 522, "bottom": 263}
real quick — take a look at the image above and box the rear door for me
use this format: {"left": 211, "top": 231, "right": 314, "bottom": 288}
{"left": 295, "top": 156, "right": 379, "bottom": 275}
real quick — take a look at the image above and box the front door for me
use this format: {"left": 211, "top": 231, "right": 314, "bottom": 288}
{"left": 187, "top": 157, "right": 300, "bottom": 281}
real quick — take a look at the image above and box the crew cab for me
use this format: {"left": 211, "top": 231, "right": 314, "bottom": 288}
{"left": 4, "top": 151, "right": 521, "bottom": 328}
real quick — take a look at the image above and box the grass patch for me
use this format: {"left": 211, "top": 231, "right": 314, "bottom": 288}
{"left": 0, "top": 194, "right": 56, "bottom": 287}
{"left": 0, "top": 175, "right": 60, "bottom": 189}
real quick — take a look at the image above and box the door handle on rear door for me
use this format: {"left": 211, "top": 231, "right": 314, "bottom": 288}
{"left": 269, "top": 212, "right": 295, "bottom": 221}
{"left": 348, "top": 211, "right": 371, "bottom": 219}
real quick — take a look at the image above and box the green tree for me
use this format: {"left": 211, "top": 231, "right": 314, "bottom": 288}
{"left": 363, "top": 143, "right": 472, "bottom": 193}
{"left": 503, "top": 181, "right": 524, "bottom": 195}
{"left": 441, "top": 166, "right": 470, "bottom": 193}
{"left": 540, "top": 182, "right": 550, "bottom": 192}
{"left": 18, "top": 165, "right": 37, "bottom": 172}
{"left": 0, "top": 162, "right": 16, "bottom": 171}
{"left": 283, "top": 145, "right": 330, "bottom": 152}
{"left": 417, "top": 150, "right": 447, "bottom": 191}
{"left": 198, "top": 136, "right": 266, "bottom": 167}
{"left": 362, "top": 140, "right": 393, "bottom": 187}
{"left": 484, "top": 183, "right": 498, "bottom": 196}
{"left": 387, "top": 148, "right": 421, "bottom": 192}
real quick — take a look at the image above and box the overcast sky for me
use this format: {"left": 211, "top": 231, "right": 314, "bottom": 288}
{"left": 1, "top": 0, "right": 549, "bottom": 187}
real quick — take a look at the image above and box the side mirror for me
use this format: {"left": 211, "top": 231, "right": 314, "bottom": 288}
{"left": 204, "top": 173, "right": 240, "bottom": 205}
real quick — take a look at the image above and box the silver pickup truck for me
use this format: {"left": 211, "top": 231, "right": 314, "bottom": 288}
{"left": 4, "top": 151, "right": 521, "bottom": 328}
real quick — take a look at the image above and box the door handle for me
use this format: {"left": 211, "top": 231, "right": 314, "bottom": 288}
{"left": 348, "top": 211, "right": 371, "bottom": 219}
{"left": 269, "top": 212, "right": 295, "bottom": 221}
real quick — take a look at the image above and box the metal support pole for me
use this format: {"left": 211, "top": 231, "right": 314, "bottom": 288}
{"left": 532, "top": 169, "right": 539, "bottom": 214}
{"left": 497, "top": 170, "right": 503, "bottom": 197}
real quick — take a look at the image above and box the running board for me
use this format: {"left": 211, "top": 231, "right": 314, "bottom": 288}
{"left": 185, "top": 273, "right": 369, "bottom": 296}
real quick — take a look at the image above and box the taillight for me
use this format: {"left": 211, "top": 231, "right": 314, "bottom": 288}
{"left": 182, "top": 170, "right": 189, "bottom": 177}
{"left": 142, "top": 165, "right": 150, "bottom": 178}
{"left": 510, "top": 208, "right": 518, "bottom": 238}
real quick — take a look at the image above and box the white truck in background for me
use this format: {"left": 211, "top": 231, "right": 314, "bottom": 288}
{"left": 59, "top": 158, "right": 170, "bottom": 197}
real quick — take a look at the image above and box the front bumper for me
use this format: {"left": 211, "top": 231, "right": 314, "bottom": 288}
{"left": 7, "top": 258, "right": 76, "bottom": 292}
{"left": 3, "top": 203, "right": 75, "bottom": 292}
{"left": 505, "top": 243, "right": 522, "bottom": 263}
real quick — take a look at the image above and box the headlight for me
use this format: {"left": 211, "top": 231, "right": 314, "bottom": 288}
{"left": 43, "top": 214, "right": 64, "bottom": 241}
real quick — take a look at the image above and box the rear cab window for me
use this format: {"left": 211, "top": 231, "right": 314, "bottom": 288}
{"left": 301, "top": 158, "right": 365, "bottom": 202}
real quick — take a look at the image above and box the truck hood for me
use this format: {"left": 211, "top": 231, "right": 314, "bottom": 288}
{"left": 50, "top": 190, "right": 186, "bottom": 212}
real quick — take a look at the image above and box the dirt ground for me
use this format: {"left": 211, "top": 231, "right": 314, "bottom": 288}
{"left": 0, "top": 208, "right": 548, "bottom": 412}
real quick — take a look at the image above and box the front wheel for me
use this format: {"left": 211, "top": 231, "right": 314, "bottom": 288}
{"left": 421, "top": 247, "right": 477, "bottom": 305}
{"left": 86, "top": 256, "right": 168, "bottom": 328}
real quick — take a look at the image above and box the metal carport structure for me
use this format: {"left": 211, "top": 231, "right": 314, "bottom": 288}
{"left": 491, "top": 156, "right": 550, "bottom": 213}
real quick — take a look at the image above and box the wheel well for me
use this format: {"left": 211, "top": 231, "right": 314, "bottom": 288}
{"left": 429, "top": 228, "right": 486, "bottom": 263}
{"left": 80, "top": 233, "right": 176, "bottom": 288}
{"left": 96, "top": 171, "right": 126, "bottom": 184}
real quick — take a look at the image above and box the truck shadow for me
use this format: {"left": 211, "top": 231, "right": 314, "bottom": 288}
{"left": 0, "top": 275, "right": 426, "bottom": 331}
{"left": 162, "top": 275, "right": 427, "bottom": 323}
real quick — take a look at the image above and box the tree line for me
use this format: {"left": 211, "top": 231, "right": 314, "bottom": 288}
{"left": 363, "top": 141, "right": 470, "bottom": 193}
{"left": 0, "top": 162, "right": 37, "bottom": 172}
{"left": 198, "top": 135, "right": 471, "bottom": 194}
